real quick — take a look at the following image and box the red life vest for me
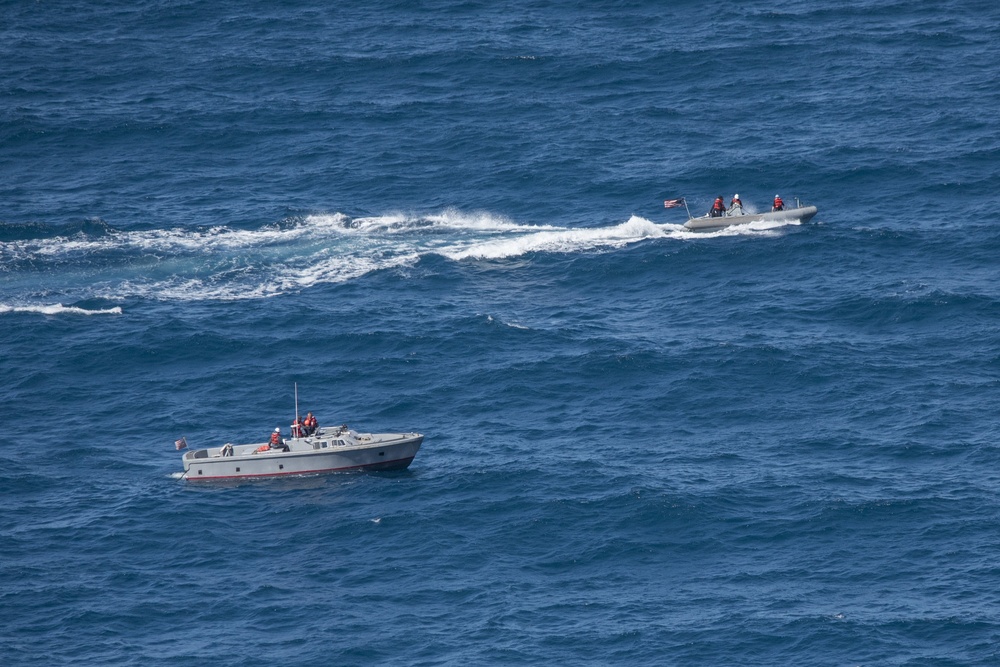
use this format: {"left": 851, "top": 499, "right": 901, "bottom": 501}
{"left": 773, "top": 197, "right": 784, "bottom": 209}
{"left": 270, "top": 432, "right": 281, "bottom": 446}
{"left": 305, "top": 416, "right": 317, "bottom": 429}
{"left": 712, "top": 198, "right": 724, "bottom": 210}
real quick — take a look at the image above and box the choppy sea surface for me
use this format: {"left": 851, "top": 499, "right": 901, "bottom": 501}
{"left": 3, "top": 1, "right": 1000, "bottom": 664}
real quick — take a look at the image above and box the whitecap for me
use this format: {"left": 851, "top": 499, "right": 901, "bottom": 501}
{"left": 0, "top": 303, "right": 122, "bottom": 316}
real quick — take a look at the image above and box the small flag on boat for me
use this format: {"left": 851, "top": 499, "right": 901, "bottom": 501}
{"left": 664, "top": 198, "right": 685, "bottom": 208}
{"left": 175, "top": 437, "right": 188, "bottom": 450}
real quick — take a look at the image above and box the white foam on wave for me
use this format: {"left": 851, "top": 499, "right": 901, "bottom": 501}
{"left": 706, "top": 217, "right": 799, "bottom": 236}
{"left": 0, "top": 303, "right": 123, "bottom": 316}
{"left": 306, "top": 208, "right": 556, "bottom": 235}
{"left": 113, "top": 276, "right": 281, "bottom": 302}
{"left": 485, "top": 314, "right": 531, "bottom": 330}
{"left": 441, "top": 216, "right": 670, "bottom": 260}
{"left": 423, "top": 208, "right": 558, "bottom": 232}
{"left": 305, "top": 212, "right": 399, "bottom": 234}
{"left": 99, "top": 247, "right": 419, "bottom": 302}
{"left": 277, "top": 252, "right": 417, "bottom": 292}
{"left": 4, "top": 214, "right": 356, "bottom": 261}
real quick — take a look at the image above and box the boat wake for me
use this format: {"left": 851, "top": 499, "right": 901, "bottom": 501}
{"left": 0, "top": 209, "right": 798, "bottom": 304}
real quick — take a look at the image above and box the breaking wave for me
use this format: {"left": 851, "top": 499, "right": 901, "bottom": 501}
{"left": 0, "top": 303, "right": 123, "bottom": 316}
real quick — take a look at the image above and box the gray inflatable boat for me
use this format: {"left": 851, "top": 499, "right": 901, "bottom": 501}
{"left": 684, "top": 205, "right": 818, "bottom": 231}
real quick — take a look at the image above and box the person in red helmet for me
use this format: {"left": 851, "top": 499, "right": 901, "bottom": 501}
{"left": 772, "top": 194, "right": 784, "bottom": 211}
{"left": 709, "top": 195, "right": 726, "bottom": 218}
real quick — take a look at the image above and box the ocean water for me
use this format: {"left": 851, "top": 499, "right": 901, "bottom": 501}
{"left": 3, "top": 1, "right": 1000, "bottom": 664}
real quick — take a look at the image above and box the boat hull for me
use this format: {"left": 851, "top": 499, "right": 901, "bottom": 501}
{"left": 181, "top": 430, "right": 423, "bottom": 482}
{"left": 684, "top": 205, "right": 817, "bottom": 231}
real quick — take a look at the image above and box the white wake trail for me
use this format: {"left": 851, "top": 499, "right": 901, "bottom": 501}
{"left": 1, "top": 210, "right": 796, "bottom": 303}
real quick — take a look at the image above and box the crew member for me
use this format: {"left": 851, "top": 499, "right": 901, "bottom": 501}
{"left": 772, "top": 194, "right": 784, "bottom": 211}
{"left": 304, "top": 412, "right": 318, "bottom": 436}
{"left": 269, "top": 427, "right": 288, "bottom": 450}
{"left": 709, "top": 196, "right": 725, "bottom": 218}
{"left": 728, "top": 194, "right": 744, "bottom": 215}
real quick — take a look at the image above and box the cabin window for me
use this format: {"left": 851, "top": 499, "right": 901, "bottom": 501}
{"left": 236, "top": 467, "right": 240, "bottom": 472}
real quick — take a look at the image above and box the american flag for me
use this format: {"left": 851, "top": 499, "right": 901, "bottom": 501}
{"left": 663, "top": 198, "right": 685, "bottom": 208}
{"left": 175, "top": 436, "right": 188, "bottom": 450}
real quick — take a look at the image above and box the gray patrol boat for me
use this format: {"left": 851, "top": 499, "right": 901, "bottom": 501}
{"left": 179, "top": 424, "right": 423, "bottom": 482}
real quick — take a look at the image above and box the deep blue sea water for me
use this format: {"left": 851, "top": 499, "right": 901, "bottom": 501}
{"left": 3, "top": 1, "right": 1000, "bottom": 664}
